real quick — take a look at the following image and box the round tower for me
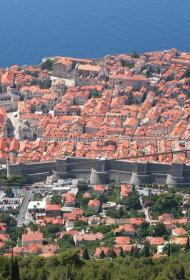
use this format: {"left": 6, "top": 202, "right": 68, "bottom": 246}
{"left": 90, "top": 168, "right": 109, "bottom": 185}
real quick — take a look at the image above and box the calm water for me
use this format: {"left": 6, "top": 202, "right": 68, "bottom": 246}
{"left": 0, "top": 0, "right": 190, "bottom": 67}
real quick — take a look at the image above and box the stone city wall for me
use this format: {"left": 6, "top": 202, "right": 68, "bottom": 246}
{"left": 7, "top": 158, "right": 190, "bottom": 186}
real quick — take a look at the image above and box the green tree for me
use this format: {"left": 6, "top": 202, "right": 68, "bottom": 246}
{"left": 162, "top": 261, "right": 186, "bottom": 280}
{"left": 153, "top": 223, "right": 168, "bottom": 237}
{"left": 9, "top": 256, "right": 20, "bottom": 280}
{"left": 131, "top": 246, "right": 140, "bottom": 258}
{"left": 33, "top": 193, "right": 43, "bottom": 201}
{"left": 98, "top": 194, "right": 107, "bottom": 203}
{"left": 37, "top": 271, "right": 47, "bottom": 280}
{"left": 163, "top": 243, "right": 181, "bottom": 256}
{"left": 82, "top": 249, "right": 90, "bottom": 260}
{"left": 28, "top": 222, "right": 38, "bottom": 232}
{"left": 51, "top": 195, "right": 62, "bottom": 204}
{"left": 7, "top": 175, "right": 26, "bottom": 187}
{"left": 9, "top": 226, "right": 25, "bottom": 242}
{"left": 106, "top": 208, "right": 124, "bottom": 219}
{"left": 39, "top": 80, "right": 52, "bottom": 89}
{"left": 125, "top": 190, "right": 141, "bottom": 211}
{"left": 57, "top": 235, "right": 75, "bottom": 250}
{"left": 108, "top": 249, "right": 117, "bottom": 258}
{"left": 137, "top": 222, "right": 150, "bottom": 239}
{"left": 167, "top": 243, "right": 171, "bottom": 257}
{"left": 141, "top": 242, "right": 151, "bottom": 257}
{"left": 119, "top": 247, "right": 125, "bottom": 257}
{"left": 0, "top": 171, "right": 9, "bottom": 186}
{"left": 77, "top": 180, "right": 88, "bottom": 190}
{"left": 120, "top": 59, "right": 134, "bottom": 69}
{"left": 60, "top": 249, "right": 84, "bottom": 270}
{"left": 41, "top": 59, "right": 53, "bottom": 71}
{"left": 185, "top": 237, "right": 190, "bottom": 252}
{"left": 0, "top": 213, "right": 16, "bottom": 229}
{"left": 5, "top": 186, "right": 13, "bottom": 197}
{"left": 118, "top": 207, "right": 124, "bottom": 218}
{"left": 184, "top": 69, "right": 190, "bottom": 78}
{"left": 91, "top": 225, "right": 114, "bottom": 235}
{"left": 100, "top": 250, "right": 105, "bottom": 259}
{"left": 9, "top": 254, "right": 14, "bottom": 280}
{"left": 42, "top": 224, "right": 60, "bottom": 238}
{"left": 14, "top": 258, "right": 20, "bottom": 280}
{"left": 74, "top": 220, "right": 88, "bottom": 229}
{"left": 150, "top": 193, "right": 182, "bottom": 217}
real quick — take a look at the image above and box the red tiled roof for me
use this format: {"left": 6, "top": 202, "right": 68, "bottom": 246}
{"left": 0, "top": 234, "right": 9, "bottom": 242}
{"left": 22, "top": 232, "right": 43, "bottom": 243}
{"left": 172, "top": 227, "right": 188, "bottom": 236}
{"left": 95, "top": 247, "right": 109, "bottom": 258}
{"left": 45, "top": 204, "right": 61, "bottom": 211}
{"left": 146, "top": 237, "right": 165, "bottom": 246}
{"left": 115, "top": 236, "right": 131, "bottom": 245}
{"left": 172, "top": 237, "right": 188, "bottom": 245}
{"left": 129, "top": 218, "right": 145, "bottom": 225}
{"left": 88, "top": 199, "right": 101, "bottom": 207}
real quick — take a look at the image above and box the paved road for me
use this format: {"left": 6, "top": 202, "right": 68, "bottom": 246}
{"left": 17, "top": 190, "right": 34, "bottom": 227}
{"left": 139, "top": 197, "right": 151, "bottom": 223}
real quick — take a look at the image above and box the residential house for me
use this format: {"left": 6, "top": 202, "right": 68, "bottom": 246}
{"left": 22, "top": 232, "right": 43, "bottom": 246}
{"left": 45, "top": 203, "right": 62, "bottom": 217}
{"left": 73, "top": 232, "right": 103, "bottom": 245}
{"left": 114, "top": 224, "right": 136, "bottom": 237}
{"left": 88, "top": 199, "right": 101, "bottom": 213}
{"left": 172, "top": 227, "right": 188, "bottom": 237}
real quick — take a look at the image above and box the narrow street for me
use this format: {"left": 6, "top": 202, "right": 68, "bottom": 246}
{"left": 7, "top": 112, "right": 19, "bottom": 139}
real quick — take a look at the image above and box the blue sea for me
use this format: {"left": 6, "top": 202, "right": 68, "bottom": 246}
{"left": 0, "top": 0, "right": 190, "bottom": 67}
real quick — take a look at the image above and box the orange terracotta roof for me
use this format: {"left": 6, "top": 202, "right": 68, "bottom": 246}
{"left": 22, "top": 232, "right": 43, "bottom": 243}
{"left": 45, "top": 204, "right": 61, "bottom": 211}
{"left": 115, "top": 236, "right": 131, "bottom": 245}
{"left": 146, "top": 237, "right": 165, "bottom": 246}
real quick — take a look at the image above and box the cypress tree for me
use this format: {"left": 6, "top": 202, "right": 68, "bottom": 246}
{"left": 9, "top": 254, "right": 20, "bottom": 280}
{"left": 131, "top": 246, "right": 140, "bottom": 258}
{"left": 14, "top": 258, "right": 20, "bottom": 280}
{"left": 119, "top": 247, "right": 125, "bottom": 257}
{"left": 118, "top": 207, "right": 123, "bottom": 218}
{"left": 102, "top": 271, "right": 111, "bottom": 280}
{"left": 167, "top": 243, "right": 171, "bottom": 257}
{"left": 130, "top": 246, "right": 134, "bottom": 257}
{"left": 100, "top": 250, "right": 105, "bottom": 259}
{"left": 9, "top": 254, "right": 14, "bottom": 280}
{"left": 141, "top": 243, "right": 151, "bottom": 257}
{"left": 108, "top": 249, "right": 117, "bottom": 258}
{"left": 82, "top": 248, "right": 90, "bottom": 260}
{"left": 185, "top": 237, "right": 190, "bottom": 252}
